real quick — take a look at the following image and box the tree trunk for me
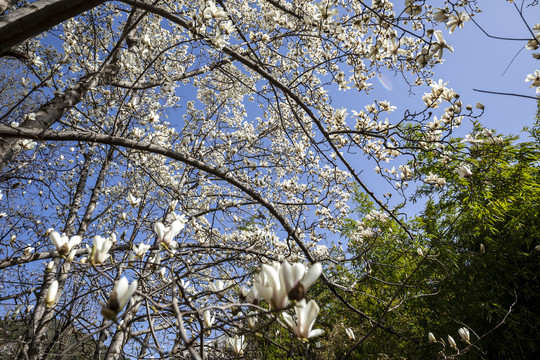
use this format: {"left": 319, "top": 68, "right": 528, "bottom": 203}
{"left": 0, "top": 0, "right": 105, "bottom": 55}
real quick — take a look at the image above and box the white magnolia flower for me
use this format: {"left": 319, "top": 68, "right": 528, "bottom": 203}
{"left": 203, "top": 310, "right": 215, "bottom": 328}
{"left": 454, "top": 164, "right": 473, "bottom": 178}
{"left": 154, "top": 220, "right": 185, "bottom": 248}
{"left": 45, "top": 280, "right": 59, "bottom": 308}
{"left": 446, "top": 12, "right": 470, "bottom": 34}
{"left": 88, "top": 235, "right": 114, "bottom": 265}
{"left": 132, "top": 242, "right": 151, "bottom": 258}
{"left": 282, "top": 299, "right": 325, "bottom": 341}
{"left": 384, "top": 37, "right": 407, "bottom": 63}
{"left": 31, "top": 56, "right": 43, "bottom": 67}
{"left": 203, "top": 1, "right": 227, "bottom": 19}
{"left": 432, "top": 7, "right": 449, "bottom": 22}
{"left": 129, "top": 295, "right": 142, "bottom": 314}
{"left": 458, "top": 327, "right": 470, "bottom": 342}
{"left": 526, "top": 38, "right": 540, "bottom": 50}
{"left": 345, "top": 327, "right": 355, "bottom": 340}
{"left": 247, "top": 285, "right": 261, "bottom": 304}
{"left": 247, "top": 314, "right": 258, "bottom": 328}
{"left": 404, "top": 0, "right": 422, "bottom": 16}
{"left": 461, "top": 133, "right": 485, "bottom": 146}
{"left": 23, "top": 245, "right": 34, "bottom": 255}
{"left": 525, "top": 70, "right": 540, "bottom": 94}
{"left": 49, "top": 231, "right": 81, "bottom": 256}
{"left": 239, "top": 286, "right": 249, "bottom": 300}
{"left": 432, "top": 30, "right": 454, "bottom": 59}
{"left": 20, "top": 139, "right": 37, "bottom": 150}
{"left": 254, "top": 261, "right": 322, "bottom": 309}
{"left": 159, "top": 267, "right": 167, "bottom": 279}
{"left": 208, "top": 280, "right": 231, "bottom": 296}
{"left": 228, "top": 335, "right": 245, "bottom": 356}
{"left": 102, "top": 277, "right": 138, "bottom": 320}
{"left": 428, "top": 332, "right": 436, "bottom": 342}
{"left": 149, "top": 253, "right": 161, "bottom": 270}
{"left": 127, "top": 192, "right": 141, "bottom": 206}
{"left": 314, "top": 3, "right": 339, "bottom": 21}
{"left": 254, "top": 263, "right": 288, "bottom": 308}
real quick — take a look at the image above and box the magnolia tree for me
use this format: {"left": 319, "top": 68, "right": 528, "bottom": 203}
{"left": 0, "top": 0, "right": 538, "bottom": 359}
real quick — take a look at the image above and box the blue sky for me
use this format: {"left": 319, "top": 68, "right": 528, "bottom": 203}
{"left": 437, "top": 1, "right": 539, "bottom": 136}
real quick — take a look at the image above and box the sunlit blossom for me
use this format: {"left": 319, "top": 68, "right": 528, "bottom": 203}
{"left": 432, "top": 30, "right": 454, "bottom": 59}
{"left": 254, "top": 261, "right": 322, "bottom": 309}
{"left": 525, "top": 70, "right": 540, "bottom": 93}
{"left": 132, "top": 242, "right": 151, "bottom": 258}
{"left": 154, "top": 219, "right": 186, "bottom": 249}
{"left": 88, "top": 235, "right": 114, "bottom": 265}
{"left": 446, "top": 12, "right": 470, "bottom": 34}
{"left": 282, "top": 299, "right": 325, "bottom": 341}
{"left": 127, "top": 192, "right": 141, "bottom": 206}
{"left": 49, "top": 231, "right": 81, "bottom": 256}
{"left": 102, "top": 277, "right": 138, "bottom": 320}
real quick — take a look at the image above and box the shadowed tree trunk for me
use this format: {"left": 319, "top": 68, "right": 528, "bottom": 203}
{"left": 0, "top": 0, "right": 105, "bottom": 55}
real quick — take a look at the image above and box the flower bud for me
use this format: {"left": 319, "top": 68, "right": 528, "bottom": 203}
{"left": 45, "top": 280, "right": 59, "bottom": 308}
{"left": 458, "top": 327, "right": 470, "bottom": 342}
{"left": 448, "top": 335, "right": 457, "bottom": 349}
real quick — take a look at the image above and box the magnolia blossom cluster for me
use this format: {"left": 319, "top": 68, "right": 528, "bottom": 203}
{"left": 428, "top": 326, "right": 471, "bottom": 350}
{"left": 42, "top": 216, "right": 186, "bottom": 318}
{"left": 424, "top": 172, "right": 446, "bottom": 187}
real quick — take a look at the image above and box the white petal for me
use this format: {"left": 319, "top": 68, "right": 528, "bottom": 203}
{"left": 254, "top": 282, "right": 273, "bottom": 303}
{"left": 282, "top": 312, "right": 297, "bottom": 332}
{"left": 163, "top": 220, "right": 184, "bottom": 245}
{"left": 262, "top": 264, "right": 281, "bottom": 294}
{"left": 119, "top": 279, "right": 138, "bottom": 310}
{"left": 291, "top": 262, "right": 306, "bottom": 287}
{"left": 115, "top": 277, "right": 129, "bottom": 298}
{"left": 68, "top": 235, "right": 82, "bottom": 250}
{"left": 154, "top": 221, "right": 165, "bottom": 242}
{"left": 309, "top": 329, "right": 325, "bottom": 338}
{"left": 303, "top": 263, "right": 322, "bottom": 289}
{"left": 49, "top": 231, "right": 63, "bottom": 250}
{"left": 298, "top": 300, "right": 319, "bottom": 338}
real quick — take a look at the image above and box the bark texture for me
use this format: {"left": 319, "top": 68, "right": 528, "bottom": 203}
{"left": 0, "top": 0, "right": 105, "bottom": 55}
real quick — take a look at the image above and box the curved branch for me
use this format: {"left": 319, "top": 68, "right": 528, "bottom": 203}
{"left": 0, "top": 0, "right": 105, "bottom": 55}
